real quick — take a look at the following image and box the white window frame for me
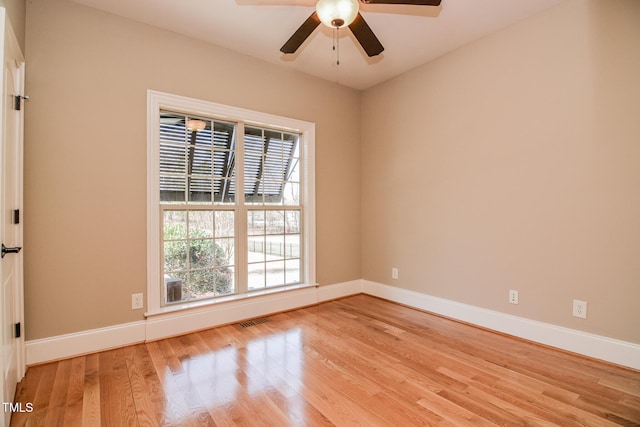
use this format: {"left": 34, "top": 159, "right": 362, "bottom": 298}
{"left": 147, "top": 90, "right": 316, "bottom": 315}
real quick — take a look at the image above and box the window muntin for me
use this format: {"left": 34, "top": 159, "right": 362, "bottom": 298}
{"left": 158, "top": 109, "right": 305, "bottom": 305}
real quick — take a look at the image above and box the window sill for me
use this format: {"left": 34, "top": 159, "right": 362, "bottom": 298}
{"left": 144, "top": 283, "right": 318, "bottom": 319}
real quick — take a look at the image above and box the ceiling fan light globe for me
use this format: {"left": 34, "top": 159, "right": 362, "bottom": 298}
{"left": 186, "top": 119, "right": 207, "bottom": 132}
{"left": 316, "top": 0, "right": 359, "bottom": 28}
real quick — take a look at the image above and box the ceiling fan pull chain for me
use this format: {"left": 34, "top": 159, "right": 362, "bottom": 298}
{"left": 333, "top": 27, "right": 336, "bottom": 52}
{"left": 336, "top": 27, "right": 340, "bottom": 66}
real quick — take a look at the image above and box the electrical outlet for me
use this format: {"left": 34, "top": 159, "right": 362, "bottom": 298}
{"left": 509, "top": 290, "right": 519, "bottom": 304}
{"left": 391, "top": 267, "right": 399, "bottom": 280}
{"left": 132, "top": 293, "right": 144, "bottom": 310}
{"left": 573, "top": 299, "right": 587, "bottom": 319}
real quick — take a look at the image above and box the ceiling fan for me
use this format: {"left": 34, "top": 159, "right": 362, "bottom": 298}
{"left": 280, "top": 0, "right": 442, "bottom": 57}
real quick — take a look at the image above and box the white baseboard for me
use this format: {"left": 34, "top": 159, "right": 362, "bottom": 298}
{"left": 362, "top": 280, "right": 640, "bottom": 371}
{"left": 145, "top": 286, "right": 320, "bottom": 341}
{"left": 146, "top": 280, "right": 364, "bottom": 341}
{"left": 26, "top": 321, "right": 146, "bottom": 366}
{"left": 25, "top": 281, "right": 362, "bottom": 365}
{"left": 317, "top": 279, "right": 363, "bottom": 302}
{"left": 25, "top": 280, "right": 640, "bottom": 370}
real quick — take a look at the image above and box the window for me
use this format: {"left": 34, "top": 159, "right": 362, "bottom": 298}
{"left": 147, "top": 91, "right": 315, "bottom": 313}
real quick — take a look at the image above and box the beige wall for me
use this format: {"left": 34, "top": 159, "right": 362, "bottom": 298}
{"left": 361, "top": 0, "right": 640, "bottom": 343}
{"left": 24, "top": 0, "right": 361, "bottom": 340}
{"left": 1, "top": 0, "right": 25, "bottom": 51}
{"left": 25, "top": 0, "right": 640, "bottom": 346}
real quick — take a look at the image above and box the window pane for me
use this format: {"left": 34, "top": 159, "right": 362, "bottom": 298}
{"left": 189, "top": 176, "right": 212, "bottom": 203}
{"left": 213, "top": 122, "right": 235, "bottom": 150}
{"left": 263, "top": 154, "right": 284, "bottom": 181}
{"left": 266, "top": 261, "right": 285, "bottom": 287}
{"left": 244, "top": 127, "right": 265, "bottom": 152}
{"left": 215, "top": 211, "right": 235, "bottom": 238}
{"left": 164, "top": 211, "right": 187, "bottom": 239}
{"left": 213, "top": 150, "right": 230, "bottom": 177}
{"left": 247, "top": 211, "right": 264, "bottom": 236}
{"left": 282, "top": 132, "right": 297, "bottom": 143}
{"left": 263, "top": 181, "right": 284, "bottom": 205}
{"left": 287, "top": 158, "right": 300, "bottom": 182}
{"left": 164, "top": 241, "right": 187, "bottom": 272}
{"left": 214, "top": 178, "right": 235, "bottom": 204}
{"left": 283, "top": 182, "right": 300, "bottom": 205}
{"left": 213, "top": 122, "right": 236, "bottom": 151}
{"left": 248, "top": 263, "right": 265, "bottom": 290}
{"left": 244, "top": 152, "right": 262, "bottom": 171}
{"left": 160, "top": 144, "right": 186, "bottom": 175}
{"left": 244, "top": 180, "right": 262, "bottom": 204}
{"left": 215, "top": 266, "right": 235, "bottom": 295}
{"left": 265, "top": 235, "right": 285, "bottom": 260}
{"left": 285, "top": 211, "right": 300, "bottom": 234}
{"left": 189, "top": 268, "right": 215, "bottom": 300}
{"left": 190, "top": 239, "right": 215, "bottom": 269}
{"left": 248, "top": 236, "right": 265, "bottom": 263}
{"left": 265, "top": 210, "right": 284, "bottom": 235}
{"left": 189, "top": 211, "right": 213, "bottom": 238}
{"left": 265, "top": 130, "right": 284, "bottom": 155}
{"left": 285, "top": 259, "right": 301, "bottom": 284}
{"left": 216, "top": 238, "right": 235, "bottom": 267}
{"left": 160, "top": 176, "right": 186, "bottom": 203}
{"left": 160, "top": 113, "right": 187, "bottom": 142}
{"left": 285, "top": 234, "right": 300, "bottom": 258}
{"left": 165, "top": 271, "right": 186, "bottom": 303}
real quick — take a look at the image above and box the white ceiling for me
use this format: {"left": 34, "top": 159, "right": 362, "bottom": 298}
{"left": 70, "top": 0, "right": 567, "bottom": 90}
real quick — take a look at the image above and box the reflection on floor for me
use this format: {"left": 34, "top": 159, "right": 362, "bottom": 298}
{"left": 160, "top": 328, "right": 305, "bottom": 425}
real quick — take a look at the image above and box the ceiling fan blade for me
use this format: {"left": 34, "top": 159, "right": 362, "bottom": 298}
{"left": 348, "top": 13, "right": 384, "bottom": 57}
{"left": 280, "top": 12, "right": 321, "bottom": 54}
{"left": 361, "top": 0, "right": 441, "bottom": 5}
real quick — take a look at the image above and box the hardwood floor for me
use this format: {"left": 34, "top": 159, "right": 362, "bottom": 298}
{"left": 11, "top": 295, "right": 640, "bottom": 426}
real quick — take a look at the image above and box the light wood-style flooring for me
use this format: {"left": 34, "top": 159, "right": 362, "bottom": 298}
{"left": 11, "top": 295, "right": 640, "bottom": 426}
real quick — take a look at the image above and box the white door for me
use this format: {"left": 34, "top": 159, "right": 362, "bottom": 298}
{"left": 0, "top": 8, "right": 25, "bottom": 426}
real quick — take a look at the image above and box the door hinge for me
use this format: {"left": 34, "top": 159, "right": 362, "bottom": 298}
{"left": 15, "top": 322, "right": 21, "bottom": 338}
{"left": 14, "top": 95, "right": 29, "bottom": 111}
